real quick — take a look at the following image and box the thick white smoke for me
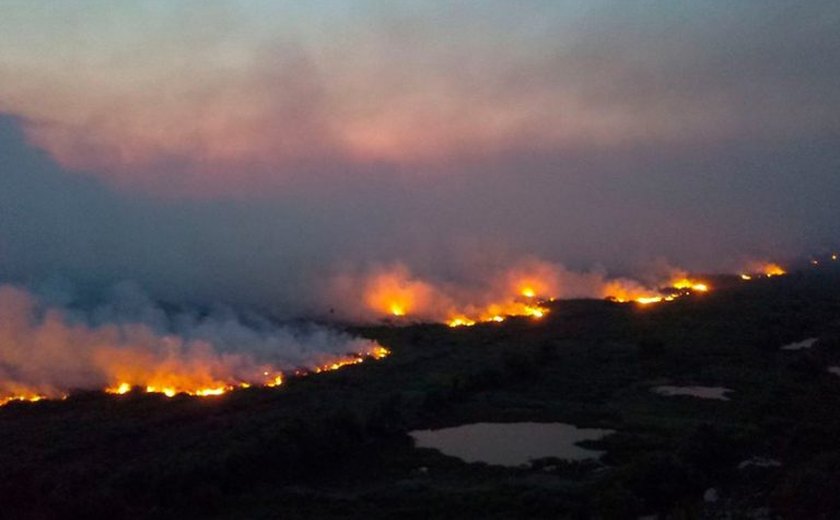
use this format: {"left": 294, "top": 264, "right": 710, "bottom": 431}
{"left": 0, "top": 282, "right": 383, "bottom": 402}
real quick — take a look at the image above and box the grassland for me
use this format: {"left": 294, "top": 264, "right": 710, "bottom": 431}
{"left": 2, "top": 265, "right": 840, "bottom": 518}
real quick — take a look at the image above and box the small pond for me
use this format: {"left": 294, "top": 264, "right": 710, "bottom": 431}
{"left": 652, "top": 385, "right": 732, "bottom": 400}
{"left": 781, "top": 338, "right": 818, "bottom": 351}
{"left": 410, "top": 422, "right": 613, "bottom": 466}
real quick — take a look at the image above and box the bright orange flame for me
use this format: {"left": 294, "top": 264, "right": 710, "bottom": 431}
{"left": 28, "top": 347, "right": 390, "bottom": 407}
{"left": 670, "top": 278, "right": 710, "bottom": 292}
{"left": 361, "top": 265, "right": 438, "bottom": 319}
{"left": 106, "top": 382, "right": 132, "bottom": 395}
{"left": 763, "top": 263, "right": 786, "bottom": 277}
{"left": 0, "top": 394, "right": 44, "bottom": 406}
{"left": 371, "top": 346, "right": 391, "bottom": 359}
{"left": 602, "top": 280, "right": 661, "bottom": 305}
{"left": 265, "top": 374, "right": 284, "bottom": 387}
{"left": 635, "top": 296, "right": 664, "bottom": 305}
{"left": 447, "top": 316, "right": 476, "bottom": 327}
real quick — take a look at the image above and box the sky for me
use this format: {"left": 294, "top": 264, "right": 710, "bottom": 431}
{"left": 1, "top": 1, "right": 839, "bottom": 317}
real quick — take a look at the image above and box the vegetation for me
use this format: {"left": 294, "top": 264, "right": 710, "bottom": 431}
{"left": 2, "top": 265, "right": 840, "bottom": 518}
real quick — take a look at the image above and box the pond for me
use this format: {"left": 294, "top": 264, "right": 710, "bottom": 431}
{"left": 652, "top": 385, "right": 732, "bottom": 400}
{"left": 781, "top": 338, "right": 818, "bottom": 350}
{"left": 410, "top": 422, "right": 613, "bottom": 466}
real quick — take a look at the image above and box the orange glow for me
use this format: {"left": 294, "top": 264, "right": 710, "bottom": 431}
{"left": 763, "top": 264, "right": 786, "bottom": 276}
{"left": 740, "top": 262, "right": 786, "bottom": 279}
{"left": 360, "top": 264, "right": 439, "bottom": 320}
{"left": 350, "top": 261, "right": 734, "bottom": 325}
{"left": 106, "top": 382, "right": 132, "bottom": 395}
{"left": 602, "top": 279, "right": 662, "bottom": 305}
{"left": 0, "top": 394, "right": 44, "bottom": 406}
{"left": 6, "top": 347, "right": 390, "bottom": 407}
{"left": 371, "top": 346, "right": 391, "bottom": 359}
{"left": 447, "top": 316, "right": 477, "bottom": 327}
{"left": 265, "top": 374, "right": 284, "bottom": 387}
{"left": 670, "top": 278, "right": 710, "bottom": 292}
{"left": 635, "top": 296, "right": 664, "bottom": 305}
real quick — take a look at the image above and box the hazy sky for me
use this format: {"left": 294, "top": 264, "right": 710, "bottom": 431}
{"left": 1, "top": 1, "right": 839, "bottom": 315}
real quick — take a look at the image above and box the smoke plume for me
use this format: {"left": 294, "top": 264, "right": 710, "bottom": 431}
{"left": 0, "top": 282, "right": 383, "bottom": 402}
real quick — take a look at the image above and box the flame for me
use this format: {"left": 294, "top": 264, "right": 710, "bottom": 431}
{"left": 107, "top": 382, "right": 133, "bottom": 395}
{"left": 0, "top": 394, "right": 45, "bottom": 407}
{"left": 5, "top": 346, "right": 390, "bottom": 407}
{"left": 0, "top": 281, "right": 392, "bottom": 407}
{"left": 446, "top": 300, "right": 549, "bottom": 327}
{"left": 635, "top": 296, "right": 664, "bottom": 305}
{"left": 520, "top": 287, "right": 537, "bottom": 298}
{"left": 763, "top": 263, "right": 786, "bottom": 277}
{"left": 601, "top": 279, "right": 662, "bottom": 305}
{"left": 739, "top": 262, "right": 787, "bottom": 280}
{"left": 670, "top": 278, "right": 709, "bottom": 292}
{"left": 447, "top": 316, "right": 477, "bottom": 327}
{"left": 360, "top": 264, "right": 438, "bottom": 319}
{"left": 342, "top": 257, "right": 792, "bottom": 325}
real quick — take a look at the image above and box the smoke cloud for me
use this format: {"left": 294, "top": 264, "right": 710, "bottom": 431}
{"left": 0, "top": 281, "right": 382, "bottom": 402}
{"left": 0, "top": 2, "right": 838, "bottom": 328}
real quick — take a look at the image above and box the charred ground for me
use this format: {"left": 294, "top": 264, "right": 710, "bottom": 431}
{"left": 2, "top": 265, "right": 840, "bottom": 519}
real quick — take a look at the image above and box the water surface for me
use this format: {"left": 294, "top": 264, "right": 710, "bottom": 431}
{"left": 781, "top": 338, "right": 818, "bottom": 350}
{"left": 410, "top": 422, "right": 613, "bottom": 466}
{"left": 652, "top": 386, "right": 732, "bottom": 400}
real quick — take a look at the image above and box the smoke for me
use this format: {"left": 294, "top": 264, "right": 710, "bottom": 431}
{"left": 320, "top": 258, "right": 677, "bottom": 324}
{"left": 0, "top": 282, "right": 382, "bottom": 401}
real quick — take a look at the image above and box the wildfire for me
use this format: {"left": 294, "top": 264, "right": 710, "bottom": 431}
{"left": 635, "top": 296, "right": 664, "bottom": 305}
{"left": 109, "top": 382, "right": 132, "bottom": 395}
{"left": 104, "top": 348, "right": 390, "bottom": 401}
{"left": 763, "top": 264, "right": 786, "bottom": 277}
{"left": 445, "top": 296, "right": 550, "bottom": 328}
{"left": 10, "top": 350, "right": 390, "bottom": 406}
{"left": 670, "top": 278, "right": 709, "bottom": 292}
{"left": 0, "top": 394, "right": 45, "bottom": 407}
{"left": 348, "top": 257, "right": 796, "bottom": 325}
{"left": 740, "top": 262, "right": 787, "bottom": 280}
{"left": 447, "top": 316, "right": 477, "bottom": 327}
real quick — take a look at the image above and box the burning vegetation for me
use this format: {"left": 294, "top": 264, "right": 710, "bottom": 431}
{"left": 0, "top": 284, "right": 389, "bottom": 407}
{"left": 99, "top": 345, "right": 391, "bottom": 401}
{"left": 739, "top": 263, "right": 787, "bottom": 280}
{"left": 338, "top": 258, "right": 796, "bottom": 326}
{"left": 1, "top": 255, "right": 799, "bottom": 407}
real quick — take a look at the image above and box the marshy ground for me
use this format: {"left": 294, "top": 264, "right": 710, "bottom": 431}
{"left": 2, "top": 264, "right": 840, "bottom": 519}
